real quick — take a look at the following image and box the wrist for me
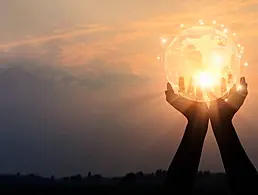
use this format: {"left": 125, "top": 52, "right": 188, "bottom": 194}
{"left": 187, "top": 117, "right": 209, "bottom": 132}
{"left": 188, "top": 115, "right": 209, "bottom": 126}
{"left": 210, "top": 116, "right": 233, "bottom": 128}
{"left": 210, "top": 110, "right": 234, "bottom": 124}
{"left": 184, "top": 119, "right": 208, "bottom": 144}
{"left": 210, "top": 117, "right": 236, "bottom": 142}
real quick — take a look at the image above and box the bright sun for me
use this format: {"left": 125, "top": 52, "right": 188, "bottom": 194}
{"left": 195, "top": 71, "right": 216, "bottom": 88}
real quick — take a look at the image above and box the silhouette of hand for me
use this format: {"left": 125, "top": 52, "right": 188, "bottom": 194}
{"left": 165, "top": 80, "right": 209, "bottom": 193}
{"left": 209, "top": 77, "right": 248, "bottom": 121}
{"left": 165, "top": 82, "right": 208, "bottom": 122}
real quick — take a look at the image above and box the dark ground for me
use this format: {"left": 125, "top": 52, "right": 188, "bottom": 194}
{"left": 0, "top": 170, "right": 232, "bottom": 194}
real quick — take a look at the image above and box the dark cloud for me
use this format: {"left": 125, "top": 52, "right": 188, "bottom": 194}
{"left": 0, "top": 59, "right": 166, "bottom": 177}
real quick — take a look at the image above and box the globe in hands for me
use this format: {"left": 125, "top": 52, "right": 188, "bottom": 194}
{"left": 164, "top": 24, "right": 242, "bottom": 101}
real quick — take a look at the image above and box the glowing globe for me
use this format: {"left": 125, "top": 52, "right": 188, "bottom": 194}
{"left": 164, "top": 25, "right": 242, "bottom": 101}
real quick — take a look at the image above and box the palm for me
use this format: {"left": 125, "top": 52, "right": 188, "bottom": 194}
{"left": 165, "top": 82, "right": 208, "bottom": 121}
{"left": 209, "top": 77, "right": 248, "bottom": 121}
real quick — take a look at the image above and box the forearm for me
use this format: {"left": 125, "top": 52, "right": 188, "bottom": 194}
{"left": 211, "top": 119, "right": 257, "bottom": 193}
{"left": 165, "top": 119, "right": 208, "bottom": 191}
{"left": 211, "top": 119, "right": 256, "bottom": 173}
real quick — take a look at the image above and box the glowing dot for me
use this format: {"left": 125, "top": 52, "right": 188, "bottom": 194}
{"left": 224, "top": 28, "right": 228, "bottom": 33}
{"left": 241, "top": 46, "right": 244, "bottom": 50}
{"left": 161, "top": 38, "right": 167, "bottom": 44}
{"left": 238, "top": 55, "right": 242, "bottom": 59}
{"left": 212, "top": 20, "right": 217, "bottom": 24}
{"left": 157, "top": 56, "right": 161, "bottom": 60}
{"left": 180, "top": 24, "right": 184, "bottom": 28}
{"left": 225, "top": 99, "right": 228, "bottom": 102}
{"left": 238, "top": 85, "right": 242, "bottom": 91}
{"left": 240, "top": 50, "right": 244, "bottom": 54}
{"left": 237, "top": 44, "right": 241, "bottom": 48}
{"left": 233, "top": 32, "right": 236, "bottom": 36}
{"left": 221, "top": 24, "right": 224, "bottom": 28}
{"left": 199, "top": 19, "right": 204, "bottom": 25}
{"left": 244, "top": 62, "right": 248, "bottom": 67}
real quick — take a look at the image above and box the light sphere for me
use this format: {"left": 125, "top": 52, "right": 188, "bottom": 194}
{"left": 164, "top": 25, "right": 242, "bottom": 101}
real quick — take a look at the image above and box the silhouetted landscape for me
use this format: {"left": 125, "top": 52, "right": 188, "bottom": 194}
{"left": 0, "top": 170, "right": 232, "bottom": 194}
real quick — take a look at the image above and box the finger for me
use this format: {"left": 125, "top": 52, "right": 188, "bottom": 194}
{"left": 240, "top": 77, "right": 248, "bottom": 90}
{"left": 196, "top": 86, "right": 203, "bottom": 101}
{"left": 240, "top": 77, "right": 246, "bottom": 85}
{"left": 165, "top": 90, "right": 176, "bottom": 103}
{"left": 220, "top": 84, "right": 236, "bottom": 100}
{"left": 220, "top": 77, "right": 227, "bottom": 95}
{"left": 167, "top": 82, "right": 174, "bottom": 93}
{"left": 244, "top": 83, "right": 248, "bottom": 93}
{"left": 221, "top": 91, "right": 229, "bottom": 100}
{"left": 178, "top": 76, "right": 185, "bottom": 94}
{"left": 165, "top": 90, "right": 176, "bottom": 98}
{"left": 187, "top": 77, "right": 194, "bottom": 95}
{"left": 239, "top": 77, "right": 248, "bottom": 95}
{"left": 229, "top": 84, "right": 237, "bottom": 96}
{"left": 207, "top": 90, "right": 217, "bottom": 101}
{"left": 165, "top": 86, "right": 178, "bottom": 102}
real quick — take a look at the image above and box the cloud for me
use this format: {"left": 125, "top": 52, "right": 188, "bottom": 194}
{"left": 0, "top": 24, "right": 111, "bottom": 50}
{"left": 2, "top": 0, "right": 258, "bottom": 71}
{"left": 1, "top": 0, "right": 258, "bottom": 84}
{"left": 0, "top": 61, "right": 172, "bottom": 177}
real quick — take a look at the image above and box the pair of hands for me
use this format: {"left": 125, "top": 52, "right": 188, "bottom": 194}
{"left": 165, "top": 77, "right": 248, "bottom": 122}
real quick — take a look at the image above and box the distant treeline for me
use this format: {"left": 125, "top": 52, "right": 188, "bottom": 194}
{"left": 0, "top": 170, "right": 231, "bottom": 194}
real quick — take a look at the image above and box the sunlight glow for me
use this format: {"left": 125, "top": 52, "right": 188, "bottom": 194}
{"left": 163, "top": 20, "right": 247, "bottom": 101}
{"left": 213, "top": 54, "right": 223, "bottom": 65}
{"left": 195, "top": 71, "right": 216, "bottom": 88}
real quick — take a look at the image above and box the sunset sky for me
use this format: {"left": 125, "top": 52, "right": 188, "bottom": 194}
{"left": 0, "top": 0, "right": 258, "bottom": 177}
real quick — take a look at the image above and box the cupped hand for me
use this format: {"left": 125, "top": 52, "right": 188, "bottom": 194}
{"left": 208, "top": 77, "right": 248, "bottom": 121}
{"left": 165, "top": 81, "right": 209, "bottom": 122}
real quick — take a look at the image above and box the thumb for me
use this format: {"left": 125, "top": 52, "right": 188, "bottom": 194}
{"left": 167, "top": 82, "right": 174, "bottom": 93}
